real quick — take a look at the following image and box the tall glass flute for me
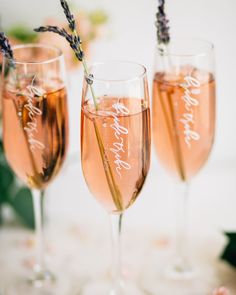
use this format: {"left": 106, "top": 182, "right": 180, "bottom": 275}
{"left": 81, "top": 61, "right": 151, "bottom": 295}
{"left": 145, "top": 38, "right": 216, "bottom": 293}
{"left": 1, "top": 44, "right": 69, "bottom": 288}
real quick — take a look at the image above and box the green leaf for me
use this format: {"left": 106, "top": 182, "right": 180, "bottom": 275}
{"left": 0, "top": 139, "right": 3, "bottom": 154}
{"left": 89, "top": 10, "right": 108, "bottom": 25}
{"left": 0, "top": 139, "right": 7, "bottom": 165}
{"left": 225, "top": 232, "right": 236, "bottom": 243}
{"left": 10, "top": 188, "right": 35, "bottom": 229}
{"left": 221, "top": 232, "right": 236, "bottom": 268}
{"left": 0, "top": 138, "right": 15, "bottom": 204}
{"left": 0, "top": 164, "right": 15, "bottom": 203}
{"left": 7, "top": 25, "right": 37, "bottom": 43}
{"left": 0, "top": 138, "right": 35, "bottom": 229}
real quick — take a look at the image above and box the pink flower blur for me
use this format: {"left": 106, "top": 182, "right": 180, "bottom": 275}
{"left": 212, "top": 287, "right": 230, "bottom": 295}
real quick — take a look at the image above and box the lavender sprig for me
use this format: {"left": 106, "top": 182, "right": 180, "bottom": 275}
{"left": 60, "top": 0, "right": 76, "bottom": 32}
{"left": 34, "top": 1, "right": 93, "bottom": 98}
{"left": 156, "top": 0, "right": 170, "bottom": 45}
{"left": 0, "top": 32, "right": 14, "bottom": 60}
{"left": 34, "top": 0, "right": 124, "bottom": 211}
{"left": 155, "top": 2, "right": 186, "bottom": 180}
{"left": 34, "top": 26, "right": 84, "bottom": 61}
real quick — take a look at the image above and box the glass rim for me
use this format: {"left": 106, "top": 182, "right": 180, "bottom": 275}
{"left": 156, "top": 37, "right": 214, "bottom": 58}
{"left": 85, "top": 60, "right": 147, "bottom": 83}
{"left": 4, "top": 43, "right": 63, "bottom": 65}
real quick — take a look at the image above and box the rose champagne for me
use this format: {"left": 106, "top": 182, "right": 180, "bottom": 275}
{"left": 81, "top": 97, "right": 151, "bottom": 213}
{"left": 2, "top": 77, "right": 69, "bottom": 189}
{"left": 152, "top": 67, "right": 215, "bottom": 181}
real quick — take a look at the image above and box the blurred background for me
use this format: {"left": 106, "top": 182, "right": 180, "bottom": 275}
{"left": 0, "top": 0, "right": 236, "bottom": 291}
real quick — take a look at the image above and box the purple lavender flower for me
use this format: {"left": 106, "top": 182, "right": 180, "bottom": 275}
{"left": 34, "top": 0, "right": 84, "bottom": 61}
{"left": 156, "top": 0, "right": 170, "bottom": 45}
{"left": 60, "top": 0, "right": 76, "bottom": 32}
{"left": 0, "top": 32, "right": 14, "bottom": 60}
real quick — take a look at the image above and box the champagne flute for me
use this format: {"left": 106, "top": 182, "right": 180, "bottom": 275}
{"left": 80, "top": 61, "right": 151, "bottom": 295}
{"left": 144, "top": 38, "right": 216, "bottom": 293}
{"left": 1, "top": 44, "right": 69, "bottom": 290}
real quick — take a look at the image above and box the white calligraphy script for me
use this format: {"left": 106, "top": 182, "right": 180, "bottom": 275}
{"left": 23, "top": 76, "right": 45, "bottom": 152}
{"left": 107, "top": 102, "right": 131, "bottom": 178}
{"left": 179, "top": 75, "right": 201, "bottom": 148}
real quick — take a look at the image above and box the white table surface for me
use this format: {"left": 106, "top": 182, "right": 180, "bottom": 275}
{"left": 0, "top": 118, "right": 236, "bottom": 294}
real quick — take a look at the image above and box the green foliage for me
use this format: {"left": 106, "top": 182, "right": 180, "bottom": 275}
{"left": 221, "top": 232, "right": 236, "bottom": 268}
{"left": 7, "top": 24, "right": 38, "bottom": 43}
{"left": 0, "top": 138, "right": 35, "bottom": 229}
{"left": 0, "top": 164, "right": 14, "bottom": 202}
{"left": 89, "top": 10, "right": 108, "bottom": 25}
{"left": 10, "top": 188, "right": 35, "bottom": 229}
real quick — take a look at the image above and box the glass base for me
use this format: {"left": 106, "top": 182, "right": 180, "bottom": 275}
{"left": 29, "top": 269, "right": 56, "bottom": 288}
{"left": 5, "top": 274, "right": 70, "bottom": 295}
{"left": 76, "top": 279, "right": 145, "bottom": 295}
{"left": 141, "top": 276, "right": 213, "bottom": 295}
{"left": 140, "top": 265, "right": 219, "bottom": 295}
{"left": 165, "top": 258, "right": 195, "bottom": 280}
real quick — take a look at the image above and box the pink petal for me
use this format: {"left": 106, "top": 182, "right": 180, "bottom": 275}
{"left": 212, "top": 287, "right": 230, "bottom": 295}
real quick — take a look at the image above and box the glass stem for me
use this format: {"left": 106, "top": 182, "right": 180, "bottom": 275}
{"left": 32, "top": 189, "right": 45, "bottom": 276}
{"left": 172, "top": 181, "right": 192, "bottom": 277}
{"left": 110, "top": 213, "right": 123, "bottom": 294}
